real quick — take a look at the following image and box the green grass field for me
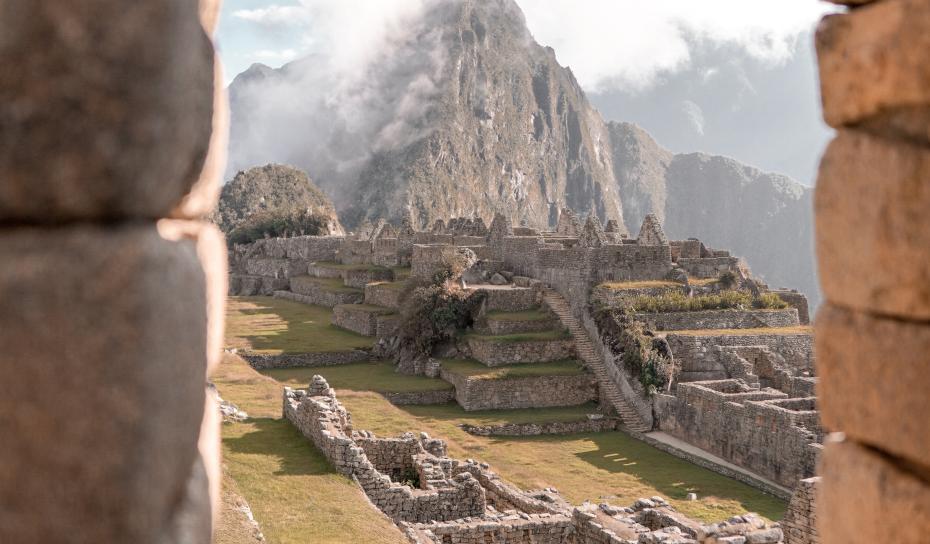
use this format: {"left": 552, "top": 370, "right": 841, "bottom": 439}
{"left": 263, "top": 361, "right": 452, "bottom": 393}
{"left": 440, "top": 358, "right": 585, "bottom": 379}
{"left": 218, "top": 297, "right": 788, "bottom": 542}
{"left": 226, "top": 297, "right": 374, "bottom": 354}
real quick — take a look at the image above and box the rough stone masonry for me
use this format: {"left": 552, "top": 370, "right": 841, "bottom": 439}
{"left": 814, "top": 0, "right": 930, "bottom": 542}
{"left": 0, "top": 1, "right": 227, "bottom": 542}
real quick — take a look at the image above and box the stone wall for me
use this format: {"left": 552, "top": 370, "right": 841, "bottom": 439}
{"left": 655, "top": 380, "right": 821, "bottom": 488}
{"left": 229, "top": 274, "right": 289, "bottom": 296}
{"left": 677, "top": 257, "right": 741, "bottom": 279}
{"left": 1, "top": 3, "right": 225, "bottom": 540}
{"left": 283, "top": 381, "right": 486, "bottom": 522}
{"left": 782, "top": 477, "right": 819, "bottom": 544}
{"left": 405, "top": 515, "right": 574, "bottom": 544}
{"left": 286, "top": 280, "right": 364, "bottom": 307}
{"left": 464, "top": 337, "right": 575, "bottom": 366}
{"left": 380, "top": 390, "right": 455, "bottom": 406}
{"left": 666, "top": 332, "right": 814, "bottom": 382}
{"left": 242, "top": 350, "right": 370, "bottom": 369}
{"left": 478, "top": 287, "right": 541, "bottom": 311}
{"left": 333, "top": 304, "right": 395, "bottom": 337}
{"left": 365, "top": 282, "right": 405, "bottom": 309}
{"left": 439, "top": 368, "right": 597, "bottom": 411}
{"left": 635, "top": 308, "right": 800, "bottom": 332}
{"left": 460, "top": 416, "right": 619, "bottom": 437}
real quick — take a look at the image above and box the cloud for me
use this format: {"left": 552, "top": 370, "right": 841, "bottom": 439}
{"left": 680, "top": 100, "right": 705, "bottom": 136}
{"left": 517, "top": 0, "right": 837, "bottom": 92}
{"left": 233, "top": 5, "right": 308, "bottom": 27}
{"left": 251, "top": 48, "right": 299, "bottom": 62}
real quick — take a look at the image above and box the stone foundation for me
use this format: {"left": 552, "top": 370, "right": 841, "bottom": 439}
{"left": 242, "top": 350, "right": 370, "bottom": 369}
{"left": 464, "top": 336, "right": 575, "bottom": 366}
{"left": 439, "top": 368, "right": 597, "bottom": 411}
{"left": 333, "top": 304, "right": 396, "bottom": 337}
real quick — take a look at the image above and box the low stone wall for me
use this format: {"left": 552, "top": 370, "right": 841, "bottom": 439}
{"left": 306, "top": 262, "right": 344, "bottom": 279}
{"left": 677, "top": 256, "right": 740, "bottom": 278}
{"left": 654, "top": 380, "right": 821, "bottom": 489}
{"left": 782, "top": 477, "right": 819, "bottom": 544}
{"left": 381, "top": 390, "right": 455, "bottom": 406}
{"left": 464, "top": 336, "right": 575, "bottom": 366}
{"left": 480, "top": 315, "right": 558, "bottom": 335}
{"left": 475, "top": 287, "right": 541, "bottom": 312}
{"left": 285, "top": 279, "right": 364, "bottom": 307}
{"left": 635, "top": 308, "right": 800, "bottom": 332}
{"left": 460, "top": 416, "right": 618, "bottom": 436}
{"left": 771, "top": 290, "right": 811, "bottom": 325}
{"left": 365, "top": 282, "right": 405, "bottom": 309}
{"left": 283, "top": 382, "right": 486, "bottom": 522}
{"left": 242, "top": 350, "right": 370, "bottom": 369}
{"left": 229, "top": 274, "right": 288, "bottom": 296}
{"left": 333, "top": 304, "right": 395, "bottom": 337}
{"left": 405, "top": 514, "right": 574, "bottom": 544}
{"left": 343, "top": 267, "right": 394, "bottom": 289}
{"left": 243, "top": 257, "right": 307, "bottom": 279}
{"left": 440, "top": 368, "right": 597, "bottom": 411}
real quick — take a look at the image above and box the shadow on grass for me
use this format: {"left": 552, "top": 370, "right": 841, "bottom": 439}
{"left": 224, "top": 418, "right": 338, "bottom": 477}
{"left": 227, "top": 297, "right": 373, "bottom": 354}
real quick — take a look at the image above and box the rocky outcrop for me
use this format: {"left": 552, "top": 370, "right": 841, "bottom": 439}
{"left": 216, "top": 164, "right": 344, "bottom": 235}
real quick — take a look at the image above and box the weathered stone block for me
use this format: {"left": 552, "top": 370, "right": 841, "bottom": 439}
{"left": 0, "top": 0, "right": 213, "bottom": 221}
{"left": 171, "top": 53, "right": 228, "bottom": 220}
{"left": 816, "top": 0, "right": 930, "bottom": 137}
{"left": 158, "top": 220, "right": 227, "bottom": 375}
{"left": 816, "top": 304, "right": 930, "bottom": 470}
{"left": 819, "top": 436, "right": 930, "bottom": 544}
{"left": 0, "top": 224, "right": 207, "bottom": 542}
{"left": 816, "top": 130, "right": 930, "bottom": 319}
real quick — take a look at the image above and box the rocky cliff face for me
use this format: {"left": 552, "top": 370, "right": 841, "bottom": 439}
{"left": 216, "top": 164, "right": 344, "bottom": 236}
{"left": 227, "top": 0, "right": 817, "bottom": 303}
{"left": 609, "top": 122, "right": 817, "bottom": 304}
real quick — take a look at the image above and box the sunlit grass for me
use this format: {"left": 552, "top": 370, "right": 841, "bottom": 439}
{"left": 225, "top": 296, "right": 373, "bottom": 354}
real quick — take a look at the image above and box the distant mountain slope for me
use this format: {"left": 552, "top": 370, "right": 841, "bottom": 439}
{"left": 226, "top": 0, "right": 818, "bottom": 304}
{"left": 609, "top": 121, "right": 817, "bottom": 303}
{"left": 216, "top": 164, "right": 344, "bottom": 236}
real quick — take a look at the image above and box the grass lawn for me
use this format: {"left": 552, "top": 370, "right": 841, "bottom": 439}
{"left": 293, "top": 276, "right": 361, "bottom": 294}
{"left": 464, "top": 329, "right": 570, "bottom": 343}
{"left": 226, "top": 297, "right": 374, "bottom": 354}
{"left": 213, "top": 353, "right": 407, "bottom": 544}
{"left": 669, "top": 326, "right": 813, "bottom": 337}
{"left": 262, "top": 361, "right": 452, "bottom": 393}
{"left": 485, "top": 308, "right": 553, "bottom": 321}
{"left": 440, "top": 358, "right": 585, "bottom": 379}
{"left": 338, "top": 392, "right": 786, "bottom": 522}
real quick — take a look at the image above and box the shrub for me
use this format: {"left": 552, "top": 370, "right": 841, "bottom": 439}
{"left": 395, "top": 277, "right": 485, "bottom": 362}
{"left": 596, "top": 308, "right": 676, "bottom": 395}
{"left": 752, "top": 292, "right": 789, "bottom": 310}
{"left": 228, "top": 209, "right": 329, "bottom": 245}
{"left": 718, "top": 271, "right": 738, "bottom": 289}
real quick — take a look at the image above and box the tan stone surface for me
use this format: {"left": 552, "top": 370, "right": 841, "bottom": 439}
{"left": 816, "top": 304, "right": 930, "bottom": 470}
{"left": 158, "top": 220, "right": 228, "bottom": 374}
{"left": 171, "top": 53, "right": 229, "bottom": 220}
{"left": 819, "top": 436, "right": 930, "bottom": 544}
{"left": 0, "top": 1, "right": 214, "bottom": 221}
{"left": 0, "top": 224, "right": 207, "bottom": 542}
{"left": 816, "top": 0, "right": 930, "bottom": 134}
{"left": 815, "top": 130, "right": 930, "bottom": 320}
{"left": 200, "top": 0, "right": 223, "bottom": 35}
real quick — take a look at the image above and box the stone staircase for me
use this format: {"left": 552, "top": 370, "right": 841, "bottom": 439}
{"left": 542, "top": 289, "right": 652, "bottom": 433}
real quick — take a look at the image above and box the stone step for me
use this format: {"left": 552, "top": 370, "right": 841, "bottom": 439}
{"left": 543, "top": 288, "right": 650, "bottom": 432}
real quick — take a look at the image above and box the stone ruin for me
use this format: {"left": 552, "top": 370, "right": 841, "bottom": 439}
{"left": 285, "top": 376, "right": 787, "bottom": 544}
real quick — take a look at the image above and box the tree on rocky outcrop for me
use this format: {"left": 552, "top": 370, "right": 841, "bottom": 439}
{"left": 216, "top": 163, "right": 344, "bottom": 237}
